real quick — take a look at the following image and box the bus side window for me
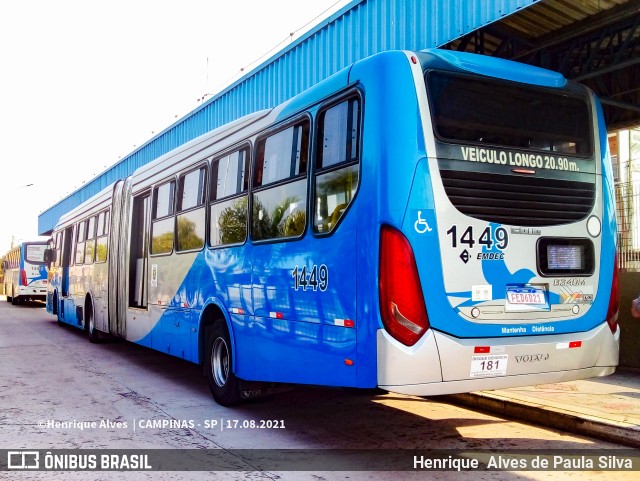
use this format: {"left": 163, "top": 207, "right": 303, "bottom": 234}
{"left": 95, "top": 210, "right": 109, "bottom": 263}
{"left": 151, "top": 180, "right": 176, "bottom": 255}
{"left": 53, "top": 232, "right": 62, "bottom": 267}
{"left": 210, "top": 147, "right": 250, "bottom": 247}
{"left": 85, "top": 216, "right": 96, "bottom": 264}
{"left": 252, "top": 121, "right": 309, "bottom": 241}
{"left": 176, "top": 165, "right": 207, "bottom": 252}
{"left": 313, "top": 97, "right": 361, "bottom": 234}
{"left": 75, "top": 220, "right": 86, "bottom": 265}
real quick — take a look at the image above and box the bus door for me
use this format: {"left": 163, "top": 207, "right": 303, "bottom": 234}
{"left": 125, "top": 191, "right": 153, "bottom": 343}
{"left": 129, "top": 193, "right": 150, "bottom": 309}
{"left": 250, "top": 108, "right": 359, "bottom": 387}
{"left": 60, "top": 226, "right": 74, "bottom": 298}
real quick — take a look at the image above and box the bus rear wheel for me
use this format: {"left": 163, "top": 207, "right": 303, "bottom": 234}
{"left": 11, "top": 288, "right": 18, "bottom": 305}
{"left": 205, "top": 320, "right": 241, "bottom": 406}
{"left": 85, "top": 301, "right": 100, "bottom": 343}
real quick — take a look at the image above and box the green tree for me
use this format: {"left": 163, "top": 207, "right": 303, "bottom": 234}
{"left": 218, "top": 197, "right": 248, "bottom": 244}
{"left": 151, "top": 232, "right": 174, "bottom": 254}
{"left": 252, "top": 196, "right": 305, "bottom": 240}
{"left": 177, "top": 215, "right": 204, "bottom": 250}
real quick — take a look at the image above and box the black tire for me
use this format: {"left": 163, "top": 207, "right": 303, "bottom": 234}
{"left": 205, "top": 320, "right": 242, "bottom": 406}
{"left": 52, "top": 293, "right": 60, "bottom": 319}
{"left": 53, "top": 294, "right": 65, "bottom": 326}
{"left": 11, "top": 288, "right": 18, "bottom": 306}
{"left": 85, "top": 300, "right": 101, "bottom": 343}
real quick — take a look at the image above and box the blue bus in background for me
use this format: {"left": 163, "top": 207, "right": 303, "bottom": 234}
{"left": 46, "top": 49, "right": 619, "bottom": 406}
{"left": 2, "top": 241, "right": 49, "bottom": 304}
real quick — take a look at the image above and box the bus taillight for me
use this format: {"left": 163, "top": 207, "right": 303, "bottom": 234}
{"left": 606, "top": 254, "right": 619, "bottom": 334}
{"left": 379, "top": 225, "right": 429, "bottom": 346}
{"left": 20, "top": 269, "right": 27, "bottom": 287}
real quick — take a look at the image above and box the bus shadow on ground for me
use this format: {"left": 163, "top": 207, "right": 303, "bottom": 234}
{"left": 1, "top": 298, "right": 46, "bottom": 309}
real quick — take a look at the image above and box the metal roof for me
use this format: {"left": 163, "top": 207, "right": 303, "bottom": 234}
{"left": 444, "top": 0, "right": 640, "bottom": 128}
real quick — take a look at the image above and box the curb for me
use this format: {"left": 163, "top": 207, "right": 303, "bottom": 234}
{"left": 444, "top": 392, "right": 640, "bottom": 448}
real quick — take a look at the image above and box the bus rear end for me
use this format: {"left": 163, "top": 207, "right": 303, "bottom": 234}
{"left": 18, "top": 242, "right": 49, "bottom": 303}
{"left": 376, "top": 50, "right": 619, "bottom": 396}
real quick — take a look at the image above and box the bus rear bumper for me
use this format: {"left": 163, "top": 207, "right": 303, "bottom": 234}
{"left": 17, "top": 286, "right": 47, "bottom": 301}
{"left": 377, "top": 323, "right": 619, "bottom": 397}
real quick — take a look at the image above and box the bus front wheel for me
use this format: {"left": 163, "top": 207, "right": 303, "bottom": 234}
{"left": 205, "top": 320, "right": 241, "bottom": 406}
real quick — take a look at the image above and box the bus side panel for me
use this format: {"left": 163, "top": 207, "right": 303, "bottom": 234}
{"left": 350, "top": 51, "right": 432, "bottom": 388}
{"left": 250, "top": 225, "right": 359, "bottom": 386}
{"left": 130, "top": 248, "right": 255, "bottom": 372}
{"left": 130, "top": 251, "right": 198, "bottom": 361}
{"left": 202, "top": 247, "right": 254, "bottom": 375}
{"left": 595, "top": 94, "right": 618, "bottom": 327}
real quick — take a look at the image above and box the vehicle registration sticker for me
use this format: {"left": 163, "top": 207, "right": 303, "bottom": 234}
{"left": 470, "top": 354, "right": 508, "bottom": 378}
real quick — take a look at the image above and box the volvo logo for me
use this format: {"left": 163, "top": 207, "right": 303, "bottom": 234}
{"left": 515, "top": 353, "right": 549, "bottom": 363}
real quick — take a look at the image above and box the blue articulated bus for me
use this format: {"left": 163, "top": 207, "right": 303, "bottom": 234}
{"left": 2, "top": 241, "right": 49, "bottom": 304}
{"left": 46, "top": 49, "right": 619, "bottom": 406}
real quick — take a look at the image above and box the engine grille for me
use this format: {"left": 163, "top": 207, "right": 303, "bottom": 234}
{"left": 439, "top": 169, "right": 595, "bottom": 227}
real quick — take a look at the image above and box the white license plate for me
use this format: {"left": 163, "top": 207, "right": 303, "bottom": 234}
{"left": 505, "top": 284, "right": 549, "bottom": 312}
{"left": 470, "top": 354, "right": 508, "bottom": 378}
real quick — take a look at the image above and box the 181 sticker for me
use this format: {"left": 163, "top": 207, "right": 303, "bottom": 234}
{"left": 470, "top": 354, "right": 508, "bottom": 378}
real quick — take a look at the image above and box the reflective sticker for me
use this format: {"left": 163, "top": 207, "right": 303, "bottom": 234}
{"left": 556, "top": 341, "right": 582, "bottom": 350}
{"left": 335, "top": 319, "right": 354, "bottom": 328}
{"left": 560, "top": 286, "right": 594, "bottom": 304}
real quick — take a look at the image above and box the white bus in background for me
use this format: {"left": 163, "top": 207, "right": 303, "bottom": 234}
{"left": 2, "top": 240, "right": 49, "bottom": 304}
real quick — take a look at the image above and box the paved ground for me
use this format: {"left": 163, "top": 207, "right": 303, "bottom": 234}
{"left": 0, "top": 297, "right": 638, "bottom": 480}
{"left": 450, "top": 367, "right": 640, "bottom": 448}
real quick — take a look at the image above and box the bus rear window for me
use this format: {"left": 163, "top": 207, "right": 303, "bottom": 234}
{"left": 25, "top": 244, "right": 47, "bottom": 263}
{"left": 426, "top": 71, "right": 593, "bottom": 156}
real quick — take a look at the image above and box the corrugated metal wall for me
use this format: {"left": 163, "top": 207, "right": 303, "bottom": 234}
{"left": 38, "top": 0, "right": 539, "bottom": 234}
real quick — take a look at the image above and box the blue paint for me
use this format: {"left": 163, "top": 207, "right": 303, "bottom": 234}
{"left": 423, "top": 49, "right": 567, "bottom": 88}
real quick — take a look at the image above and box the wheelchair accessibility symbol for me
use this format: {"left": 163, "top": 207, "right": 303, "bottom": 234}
{"left": 414, "top": 211, "right": 433, "bottom": 234}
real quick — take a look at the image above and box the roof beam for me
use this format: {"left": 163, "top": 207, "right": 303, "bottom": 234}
{"left": 511, "top": 0, "right": 640, "bottom": 61}
{"left": 572, "top": 56, "right": 640, "bottom": 81}
{"left": 600, "top": 97, "right": 640, "bottom": 114}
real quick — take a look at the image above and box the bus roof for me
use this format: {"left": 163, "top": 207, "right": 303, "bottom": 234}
{"left": 421, "top": 48, "right": 567, "bottom": 88}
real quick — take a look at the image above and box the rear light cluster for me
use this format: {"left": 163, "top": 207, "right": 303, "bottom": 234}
{"left": 606, "top": 253, "right": 619, "bottom": 334}
{"left": 20, "top": 269, "right": 27, "bottom": 287}
{"left": 379, "top": 225, "right": 429, "bottom": 346}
